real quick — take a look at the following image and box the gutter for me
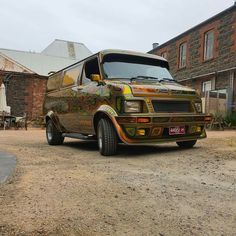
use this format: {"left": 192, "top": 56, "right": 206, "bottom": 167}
{"left": 178, "top": 67, "right": 236, "bottom": 82}
{"left": 148, "top": 4, "right": 236, "bottom": 53}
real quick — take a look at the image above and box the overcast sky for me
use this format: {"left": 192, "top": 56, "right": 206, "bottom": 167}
{"left": 0, "top": 0, "right": 234, "bottom": 54}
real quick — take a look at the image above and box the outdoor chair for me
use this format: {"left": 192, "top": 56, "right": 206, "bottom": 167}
{"left": 0, "top": 117, "right": 7, "bottom": 130}
{"left": 0, "top": 112, "right": 9, "bottom": 130}
{"left": 14, "top": 113, "right": 27, "bottom": 130}
{"left": 209, "top": 114, "right": 224, "bottom": 130}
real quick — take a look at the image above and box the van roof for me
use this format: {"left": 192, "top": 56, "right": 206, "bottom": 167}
{"left": 52, "top": 49, "right": 167, "bottom": 76}
{"left": 99, "top": 49, "right": 167, "bottom": 61}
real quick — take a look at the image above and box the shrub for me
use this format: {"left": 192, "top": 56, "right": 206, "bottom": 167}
{"left": 224, "top": 112, "right": 236, "bottom": 127}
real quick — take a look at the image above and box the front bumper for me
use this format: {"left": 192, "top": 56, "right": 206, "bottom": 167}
{"left": 112, "top": 114, "right": 211, "bottom": 145}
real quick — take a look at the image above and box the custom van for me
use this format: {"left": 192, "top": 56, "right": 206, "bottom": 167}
{"left": 44, "top": 50, "right": 211, "bottom": 156}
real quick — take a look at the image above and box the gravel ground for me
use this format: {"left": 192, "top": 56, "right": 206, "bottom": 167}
{"left": 0, "top": 129, "right": 236, "bottom": 236}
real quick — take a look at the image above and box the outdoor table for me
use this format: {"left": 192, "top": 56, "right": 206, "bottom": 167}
{"left": 0, "top": 115, "right": 16, "bottom": 129}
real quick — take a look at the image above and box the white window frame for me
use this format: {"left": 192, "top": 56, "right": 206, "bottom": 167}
{"left": 179, "top": 42, "right": 187, "bottom": 68}
{"left": 202, "top": 80, "right": 212, "bottom": 92}
{"left": 204, "top": 30, "right": 214, "bottom": 61}
{"left": 161, "top": 52, "right": 167, "bottom": 59}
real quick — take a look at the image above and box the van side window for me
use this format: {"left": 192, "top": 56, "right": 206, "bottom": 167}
{"left": 81, "top": 70, "right": 91, "bottom": 85}
{"left": 62, "top": 64, "right": 83, "bottom": 87}
{"left": 47, "top": 72, "right": 63, "bottom": 92}
{"left": 81, "top": 57, "right": 100, "bottom": 85}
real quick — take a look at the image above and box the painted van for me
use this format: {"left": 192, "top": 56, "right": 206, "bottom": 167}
{"left": 44, "top": 50, "right": 211, "bottom": 155}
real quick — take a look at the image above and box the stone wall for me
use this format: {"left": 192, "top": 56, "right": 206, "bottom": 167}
{"left": 151, "top": 6, "right": 236, "bottom": 80}
{"left": 151, "top": 6, "right": 236, "bottom": 107}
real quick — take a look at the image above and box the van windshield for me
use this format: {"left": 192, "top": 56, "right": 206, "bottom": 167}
{"left": 102, "top": 53, "right": 174, "bottom": 82}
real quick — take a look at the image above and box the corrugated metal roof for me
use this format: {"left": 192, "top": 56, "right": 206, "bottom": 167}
{"left": 0, "top": 39, "right": 92, "bottom": 76}
{"left": 0, "top": 48, "right": 77, "bottom": 76}
{"left": 0, "top": 52, "right": 34, "bottom": 74}
{"left": 41, "top": 39, "right": 92, "bottom": 60}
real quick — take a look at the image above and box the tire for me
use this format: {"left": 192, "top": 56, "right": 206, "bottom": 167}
{"left": 46, "top": 119, "right": 64, "bottom": 145}
{"left": 176, "top": 140, "right": 197, "bottom": 148}
{"left": 97, "top": 118, "right": 118, "bottom": 156}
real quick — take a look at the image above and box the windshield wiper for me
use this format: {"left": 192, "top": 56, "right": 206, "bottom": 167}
{"left": 158, "top": 78, "right": 176, "bottom": 83}
{"left": 130, "top": 76, "right": 159, "bottom": 82}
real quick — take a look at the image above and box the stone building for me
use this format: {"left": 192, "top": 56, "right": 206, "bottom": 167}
{"left": 0, "top": 39, "right": 92, "bottom": 119}
{"left": 149, "top": 4, "right": 236, "bottom": 113}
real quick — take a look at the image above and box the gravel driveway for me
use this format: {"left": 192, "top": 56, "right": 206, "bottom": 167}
{"left": 0, "top": 129, "right": 235, "bottom": 236}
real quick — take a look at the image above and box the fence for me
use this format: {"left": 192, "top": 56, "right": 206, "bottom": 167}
{"left": 202, "top": 90, "right": 229, "bottom": 115}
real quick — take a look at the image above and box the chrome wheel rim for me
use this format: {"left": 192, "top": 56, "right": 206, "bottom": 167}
{"left": 98, "top": 125, "right": 103, "bottom": 150}
{"left": 47, "top": 123, "right": 53, "bottom": 141}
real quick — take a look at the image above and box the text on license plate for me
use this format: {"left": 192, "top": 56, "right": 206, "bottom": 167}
{"left": 169, "top": 126, "right": 185, "bottom": 135}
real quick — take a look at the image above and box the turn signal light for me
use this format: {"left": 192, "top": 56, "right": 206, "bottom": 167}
{"left": 137, "top": 117, "right": 150, "bottom": 123}
{"left": 204, "top": 116, "right": 212, "bottom": 122}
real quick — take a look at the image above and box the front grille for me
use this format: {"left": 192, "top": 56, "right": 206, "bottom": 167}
{"left": 152, "top": 100, "right": 191, "bottom": 113}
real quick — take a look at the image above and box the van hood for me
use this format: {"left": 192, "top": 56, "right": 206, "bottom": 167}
{"left": 106, "top": 80, "right": 196, "bottom": 96}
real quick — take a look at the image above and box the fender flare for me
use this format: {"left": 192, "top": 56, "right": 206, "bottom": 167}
{"left": 93, "top": 105, "right": 118, "bottom": 133}
{"left": 45, "top": 111, "right": 63, "bottom": 132}
{"left": 93, "top": 105, "right": 133, "bottom": 144}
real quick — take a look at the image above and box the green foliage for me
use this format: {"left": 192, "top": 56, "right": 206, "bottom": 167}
{"left": 224, "top": 112, "right": 236, "bottom": 127}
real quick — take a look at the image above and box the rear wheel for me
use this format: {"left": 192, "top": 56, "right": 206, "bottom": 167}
{"left": 46, "top": 119, "right": 64, "bottom": 145}
{"left": 97, "top": 118, "right": 117, "bottom": 156}
{"left": 176, "top": 140, "right": 197, "bottom": 148}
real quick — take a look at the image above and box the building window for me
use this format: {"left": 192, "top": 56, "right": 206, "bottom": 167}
{"left": 179, "top": 42, "right": 187, "bottom": 68}
{"left": 204, "top": 30, "right": 214, "bottom": 61}
{"left": 161, "top": 52, "right": 167, "bottom": 59}
{"left": 202, "top": 81, "right": 212, "bottom": 92}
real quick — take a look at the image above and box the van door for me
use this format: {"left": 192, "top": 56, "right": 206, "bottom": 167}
{"left": 76, "top": 57, "right": 103, "bottom": 134}
{"left": 57, "top": 63, "right": 83, "bottom": 132}
{"left": 44, "top": 71, "right": 63, "bottom": 120}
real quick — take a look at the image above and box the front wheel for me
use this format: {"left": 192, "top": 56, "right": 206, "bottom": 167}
{"left": 97, "top": 118, "right": 118, "bottom": 156}
{"left": 176, "top": 140, "right": 197, "bottom": 148}
{"left": 46, "top": 119, "right": 64, "bottom": 145}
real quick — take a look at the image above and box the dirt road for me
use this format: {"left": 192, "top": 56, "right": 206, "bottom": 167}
{"left": 0, "top": 130, "right": 236, "bottom": 236}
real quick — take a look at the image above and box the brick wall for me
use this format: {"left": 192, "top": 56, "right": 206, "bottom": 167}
{"left": 0, "top": 73, "right": 47, "bottom": 120}
{"left": 234, "top": 72, "right": 236, "bottom": 108}
{"left": 31, "top": 77, "right": 47, "bottom": 119}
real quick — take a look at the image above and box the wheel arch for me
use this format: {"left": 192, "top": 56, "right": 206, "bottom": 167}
{"left": 93, "top": 105, "right": 118, "bottom": 135}
{"left": 93, "top": 112, "right": 113, "bottom": 135}
{"left": 45, "top": 111, "right": 63, "bottom": 132}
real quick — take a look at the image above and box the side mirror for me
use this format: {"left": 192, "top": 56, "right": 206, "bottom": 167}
{"left": 90, "top": 74, "right": 101, "bottom": 82}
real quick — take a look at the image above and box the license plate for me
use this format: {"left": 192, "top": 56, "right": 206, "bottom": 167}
{"left": 169, "top": 126, "right": 185, "bottom": 135}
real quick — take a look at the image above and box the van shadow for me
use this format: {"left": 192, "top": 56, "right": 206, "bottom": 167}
{"left": 116, "top": 144, "right": 181, "bottom": 157}
{"left": 63, "top": 140, "right": 98, "bottom": 152}
{"left": 63, "top": 140, "right": 197, "bottom": 158}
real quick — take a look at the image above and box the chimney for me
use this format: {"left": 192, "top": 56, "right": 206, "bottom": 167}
{"left": 152, "top": 43, "right": 159, "bottom": 49}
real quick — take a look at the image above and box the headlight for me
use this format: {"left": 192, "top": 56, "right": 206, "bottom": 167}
{"left": 124, "top": 101, "right": 142, "bottom": 113}
{"left": 194, "top": 102, "right": 202, "bottom": 113}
